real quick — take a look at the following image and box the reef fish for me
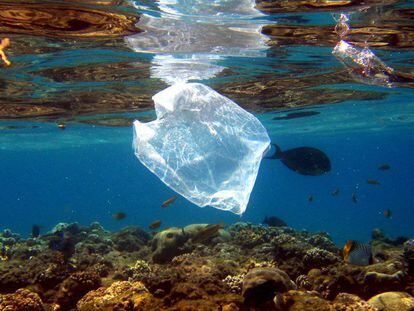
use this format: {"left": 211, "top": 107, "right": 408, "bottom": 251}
{"left": 263, "top": 216, "right": 287, "bottom": 227}
{"left": 46, "top": 231, "right": 75, "bottom": 260}
{"left": 31, "top": 224, "right": 41, "bottom": 238}
{"left": 352, "top": 193, "right": 358, "bottom": 203}
{"left": 265, "top": 143, "right": 331, "bottom": 176}
{"left": 190, "top": 223, "right": 224, "bottom": 244}
{"left": 112, "top": 212, "right": 126, "bottom": 220}
{"left": 272, "top": 111, "right": 320, "bottom": 120}
{"left": 331, "top": 188, "right": 340, "bottom": 196}
{"left": 161, "top": 196, "right": 176, "bottom": 208}
{"left": 343, "top": 240, "right": 373, "bottom": 266}
{"left": 149, "top": 220, "right": 162, "bottom": 229}
{"left": 378, "top": 164, "right": 391, "bottom": 171}
{"left": 383, "top": 209, "right": 392, "bottom": 218}
{"left": 367, "top": 179, "right": 380, "bottom": 185}
{"left": 308, "top": 195, "right": 314, "bottom": 202}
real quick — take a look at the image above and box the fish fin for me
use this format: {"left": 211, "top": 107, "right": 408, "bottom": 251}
{"left": 264, "top": 143, "right": 283, "bottom": 159}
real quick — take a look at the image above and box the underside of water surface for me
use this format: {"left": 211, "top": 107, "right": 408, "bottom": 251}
{"left": 0, "top": 0, "right": 414, "bottom": 310}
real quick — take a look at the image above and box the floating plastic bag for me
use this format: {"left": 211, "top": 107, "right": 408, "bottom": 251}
{"left": 133, "top": 83, "right": 270, "bottom": 215}
{"left": 332, "top": 40, "right": 395, "bottom": 87}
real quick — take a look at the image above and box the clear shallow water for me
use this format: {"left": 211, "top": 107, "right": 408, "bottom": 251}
{"left": 0, "top": 0, "right": 414, "bottom": 246}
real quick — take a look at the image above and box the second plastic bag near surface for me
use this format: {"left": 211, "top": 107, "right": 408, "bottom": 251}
{"left": 133, "top": 83, "right": 270, "bottom": 215}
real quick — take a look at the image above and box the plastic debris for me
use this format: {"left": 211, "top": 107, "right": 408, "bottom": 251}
{"left": 332, "top": 14, "right": 395, "bottom": 87}
{"left": 132, "top": 83, "right": 270, "bottom": 215}
{"left": 332, "top": 40, "right": 395, "bottom": 87}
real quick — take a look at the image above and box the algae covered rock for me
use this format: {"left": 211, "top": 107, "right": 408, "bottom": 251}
{"left": 368, "top": 291, "right": 414, "bottom": 311}
{"left": 55, "top": 271, "right": 101, "bottom": 309}
{"left": 77, "top": 281, "right": 156, "bottom": 311}
{"left": 274, "top": 291, "right": 375, "bottom": 310}
{"left": 0, "top": 288, "right": 44, "bottom": 311}
{"left": 273, "top": 290, "right": 331, "bottom": 310}
{"left": 242, "top": 267, "right": 296, "bottom": 307}
{"left": 111, "top": 226, "right": 150, "bottom": 252}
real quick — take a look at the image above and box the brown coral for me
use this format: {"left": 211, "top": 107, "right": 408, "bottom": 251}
{"left": 242, "top": 267, "right": 296, "bottom": 307}
{"left": 77, "top": 281, "right": 159, "bottom": 311}
{"left": 0, "top": 289, "right": 44, "bottom": 311}
{"left": 54, "top": 271, "right": 101, "bottom": 309}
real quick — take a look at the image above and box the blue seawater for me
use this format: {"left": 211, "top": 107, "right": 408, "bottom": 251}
{"left": 0, "top": 0, "right": 413, "bottom": 247}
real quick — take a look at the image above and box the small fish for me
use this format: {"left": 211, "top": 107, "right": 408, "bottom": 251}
{"left": 352, "top": 193, "right": 358, "bottom": 203}
{"left": 263, "top": 216, "right": 287, "bottom": 227}
{"left": 31, "top": 224, "right": 41, "bottom": 238}
{"left": 0, "top": 125, "right": 39, "bottom": 130}
{"left": 46, "top": 231, "right": 75, "bottom": 260}
{"left": 265, "top": 144, "right": 331, "bottom": 176}
{"left": 149, "top": 220, "right": 162, "bottom": 230}
{"left": 112, "top": 212, "right": 126, "bottom": 220}
{"left": 367, "top": 179, "right": 380, "bottom": 185}
{"left": 190, "top": 223, "right": 224, "bottom": 244}
{"left": 161, "top": 196, "right": 176, "bottom": 208}
{"left": 383, "top": 209, "right": 392, "bottom": 218}
{"left": 272, "top": 111, "right": 320, "bottom": 121}
{"left": 57, "top": 123, "right": 66, "bottom": 130}
{"left": 343, "top": 240, "right": 373, "bottom": 266}
{"left": 308, "top": 195, "right": 314, "bottom": 203}
{"left": 378, "top": 164, "right": 391, "bottom": 171}
{"left": 331, "top": 188, "right": 340, "bottom": 196}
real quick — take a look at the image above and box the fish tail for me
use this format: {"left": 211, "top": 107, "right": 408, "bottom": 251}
{"left": 265, "top": 143, "right": 283, "bottom": 159}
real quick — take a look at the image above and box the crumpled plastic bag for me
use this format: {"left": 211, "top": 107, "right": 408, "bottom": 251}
{"left": 133, "top": 83, "right": 270, "bottom": 214}
{"left": 332, "top": 40, "right": 395, "bottom": 87}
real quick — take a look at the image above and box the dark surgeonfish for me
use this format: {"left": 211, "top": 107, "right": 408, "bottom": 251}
{"left": 272, "top": 111, "right": 320, "bottom": 120}
{"left": 31, "top": 224, "right": 41, "bottom": 238}
{"left": 343, "top": 240, "right": 373, "bottom": 266}
{"left": 263, "top": 216, "right": 287, "bottom": 227}
{"left": 367, "top": 179, "right": 380, "bottom": 185}
{"left": 352, "top": 193, "right": 358, "bottom": 203}
{"left": 378, "top": 164, "right": 391, "bottom": 171}
{"left": 265, "top": 143, "right": 331, "bottom": 176}
{"left": 331, "top": 188, "right": 340, "bottom": 196}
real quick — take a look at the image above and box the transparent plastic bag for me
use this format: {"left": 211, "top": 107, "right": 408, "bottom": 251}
{"left": 332, "top": 40, "right": 395, "bottom": 87}
{"left": 133, "top": 83, "right": 270, "bottom": 214}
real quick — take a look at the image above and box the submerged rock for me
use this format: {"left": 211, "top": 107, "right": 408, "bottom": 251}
{"left": 242, "top": 267, "right": 296, "bottom": 307}
{"left": 274, "top": 291, "right": 375, "bottom": 311}
{"left": 111, "top": 226, "right": 150, "bottom": 252}
{"left": 368, "top": 291, "right": 414, "bottom": 311}
{"left": 0, "top": 289, "right": 44, "bottom": 311}
{"left": 77, "top": 281, "right": 157, "bottom": 311}
{"left": 54, "top": 271, "right": 101, "bottom": 309}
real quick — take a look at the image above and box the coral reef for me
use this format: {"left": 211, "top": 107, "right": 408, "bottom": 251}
{"left": 0, "top": 222, "right": 412, "bottom": 310}
{"left": 0, "top": 289, "right": 44, "bottom": 311}
{"left": 242, "top": 267, "right": 296, "bottom": 307}
{"left": 368, "top": 291, "right": 414, "bottom": 310}
{"left": 77, "top": 281, "right": 157, "bottom": 311}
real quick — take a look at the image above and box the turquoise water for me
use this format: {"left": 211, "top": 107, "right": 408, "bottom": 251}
{"left": 0, "top": 0, "right": 413, "bottom": 246}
